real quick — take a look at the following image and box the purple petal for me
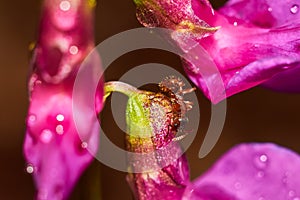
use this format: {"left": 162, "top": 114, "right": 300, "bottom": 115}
{"left": 34, "top": 0, "right": 95, "bottom": 83}
{"left": 184, "top": 13, "right": 300, "bottom": 102}
{"left": 24, "top": 0, "right": 103, "bottom": 199}
{"left": 24, "top": 84, "right": 100, "bottom": 199}
{"left": 133, "top": 0, "right": 300, "bottom": 102}
{"left": 183, "top": 143, "right": 300, "bottom": 199}
{"left": 263, "top": 65, "right": 300, "bottom": 92}
{"left": 217, "top": 0, "right": 300, "bottom": 92}
{"left": 219, "top": 0, "right": 300, "bottom": 28}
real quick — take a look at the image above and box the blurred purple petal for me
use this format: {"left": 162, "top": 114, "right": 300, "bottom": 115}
{"left": 24, "top": 0, "right": 103, "bottom": 199}
{"left": 184, "top": 143, "right": 300, "bottom": 199}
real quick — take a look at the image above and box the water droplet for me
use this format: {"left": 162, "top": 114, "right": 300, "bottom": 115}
{"left": 282, "top": 177, "right": 288, "bottom": 184}
{"left": 27, "top": 114, "right": 37, "bottom": 124}
{"left": 69, "top": 45, "right": 78, "bottom": 55}
{"left": 291, "top": 5, "right": 299, "bottom": 14}
{"left": 283, "top": 171, "right": 290, "bottom": 184}
{"left": 256, "top": 171, "right": 265, "bottom": 179}
{"left": 254, "top": 154, "right": 268, "bottom": 169}
{"left": 289, "top": 190, "right": 296, "bottom": 197}
{"left": 26, "top": 164, "right": 34, "bottom": 174}
{"left": 233, "top": 21, "right": 238, "bottom": 26}
{"left": 60, "top": 1, "right": 71, "bottom": 11}
{"left": 81, "top": 142, "right": 88, "bottom": 149}
{"left": 40, "top": 129, "right": 53, "bottom": 143}
{"left": 234, "top": 182, "right": 242, "bottom": 190}
{"left": 268, "top": 7, "right": 273, "bottom": 12}
{"left": 260, "top": 154, "right": 268, "bottom": 162}
{"left": 56, "top": 125, "right": 64, "bottom": 135}
{"left": 56, "top": 114, "right": 65, "bottom": 122}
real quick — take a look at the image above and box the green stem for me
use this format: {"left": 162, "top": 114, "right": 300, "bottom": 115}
{"left": 104, "top": 81, "right": 140, "bottom": 100}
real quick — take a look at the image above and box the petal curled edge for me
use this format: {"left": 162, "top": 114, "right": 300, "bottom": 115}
{"left": 218, "top": 0, "right": 300, "bottom": 92}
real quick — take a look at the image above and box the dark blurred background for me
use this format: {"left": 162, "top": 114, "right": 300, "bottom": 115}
{"left": 1, "top": 0, "right": 300, "bottom": 199}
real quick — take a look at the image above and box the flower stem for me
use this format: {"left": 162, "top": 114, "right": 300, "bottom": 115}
{"left": 104, "top": 81, "right": 140, "bottom": 100}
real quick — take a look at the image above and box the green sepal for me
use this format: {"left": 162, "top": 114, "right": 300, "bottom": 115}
{"left": 126, "top": 94, "right": 153, "bottom": 138}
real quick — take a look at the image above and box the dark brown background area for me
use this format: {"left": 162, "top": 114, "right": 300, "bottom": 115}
{"left": 0, "top": 0, "right": 299, "bottom": 199}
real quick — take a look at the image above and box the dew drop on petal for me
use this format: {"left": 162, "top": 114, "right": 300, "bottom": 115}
{"left": 282, "top": 171, "right": 290, "bottom": 184}
{"left": 289, "top": 190, "right": 296, "bottom": 197}
{"left": 69, "top": 45, "right": 78, "bottom": 55}
{"left": 290, "top": 5, "right": 299, "bottom": 14}
{"left": 40, "top": 129, "right": 53, "bottom": 143}
{"left": 254, "top": 154, "right": 268, "bottom": 169}
{"left": 81, "top": 142, "right": 88, "bottom": 149}
{"left": 260, "top": 154, "right": 268, "bottom": 162}
{"left": 256, "top": 171, "right": 265, "bottom": 179}
{"left": 26, "top": 164, "right": 34, "bottom": 174}
{"left": 282, "top": 177, "right": 288, "bottom": 184}
{"left": 268, "top": 7, "right": 273, "bottom": 12}
{"left": 234, "top": 182, "right": 242, "bottom": 190}
{"left": 56, "top": 125, "right": 64, "bottom": 135}
{"left": 27, "top": 114, "right": 37, "bottom": 125}
{"left": 60, "top": 1, "right": 71, "bottom": 11}
{"left": 233, "top": 21, "right": 238, "bottom": 26}
{"left": 56, "top": 114, "right": 65, "bottom": 122}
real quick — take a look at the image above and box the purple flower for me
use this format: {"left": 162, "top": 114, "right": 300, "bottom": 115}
{"left": 133, "top": 0, "right": 300, "bottom": 103}
{"left": 107, "top": 80, "right": 300, "bottom": 200}
{"left": 104, "top": 78, "right": 194, "bottom": 199}
{"left": 23, "top": 0, "right": 103, "bottom": 199}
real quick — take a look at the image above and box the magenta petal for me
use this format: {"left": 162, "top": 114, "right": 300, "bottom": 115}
{"left": 225, "top": 56, "right": 300, "bottom": 96}
{"left": 127, "top": 153, "right": 189, "bottom": 200}
{"left": 184, "top": 143, "right": 300, "bottom": 199}
{"left": 133, "top": 0, "right": 300, "bottom": 101}
{"left": 24, "top": 1, "right": 103, "bottom": 199}
{"left": 262, "top": 65, "right": 300, "bottom": 92}
{"left": 219, "top": 0, "right": 300, "bottom": 28}
{"left": 218, "top": 0, "right": 300, "bottom": 93}
{"left": 184, "top": 19, "right": 300, "bottom": 102}
{"left": 24, "top": 84, "right": 100, "bottom": 199}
